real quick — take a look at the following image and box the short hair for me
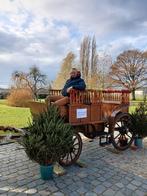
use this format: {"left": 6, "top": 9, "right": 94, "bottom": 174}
{"left": 71, "top": 68, "right": 78, "bottom": 72}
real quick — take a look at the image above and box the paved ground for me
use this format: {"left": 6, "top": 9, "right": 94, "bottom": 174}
{"left": 0, "top": 136, "right": 147, "bottom": 196}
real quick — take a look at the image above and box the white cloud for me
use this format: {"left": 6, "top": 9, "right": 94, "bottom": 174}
{"left": 99, "top": 35, "right": 147, "bottom": 58}
{"left": 0, "top": 0, "right": 147, "bottom": 86}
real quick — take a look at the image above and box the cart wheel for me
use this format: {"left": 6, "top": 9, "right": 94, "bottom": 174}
{"left": 111, "top": 113, "right": 135, "bottom": 151}
{"left": 59, "top": 133, "right": 82, "bottom": 166}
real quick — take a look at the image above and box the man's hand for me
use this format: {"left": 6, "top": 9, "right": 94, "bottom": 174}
{"left": 67, "top": 86, "right": 73, "bottom": 93}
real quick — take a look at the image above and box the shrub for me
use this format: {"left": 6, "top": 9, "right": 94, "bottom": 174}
{"left": 7, "top": 88, "right": 33, "bottom": 107}
{"left": 131, "top": 99, "right": 147, "bottom": 138}
{"left": 20, "top": 105, "right": 74, "bottom": 165}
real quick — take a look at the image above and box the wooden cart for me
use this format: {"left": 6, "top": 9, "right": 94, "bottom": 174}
{"left": 28, "top": 89, "right": 135, "bottom": 166}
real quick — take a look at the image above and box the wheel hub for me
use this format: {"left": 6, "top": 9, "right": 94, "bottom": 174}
{"left": 115, "top": 126, "right": 128, "bottom": 134}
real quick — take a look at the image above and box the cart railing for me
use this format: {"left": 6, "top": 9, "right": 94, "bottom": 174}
{"left": 48, "top": 89, "right": 130, "bottom": 105}
{"left": 102, "top": 90, "right": 130, "bottom": 104}
{"left": 48, "top": 89, "right": 61, "bottom": 96}
{"left": 70, "top": 89, "right": 130, "bottom": 105}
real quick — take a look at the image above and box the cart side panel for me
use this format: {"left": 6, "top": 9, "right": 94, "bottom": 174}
{"left": 90, "top": 104, "right": 102, "bottom": 121}
{"left": 69, "top": 105, "right": 90, "bottom": 124}
{"left": 68, "top": 89, "right": 130, "bottom": 124}
{"left": 101, "top": 102, "right": 121, "bottom": 120}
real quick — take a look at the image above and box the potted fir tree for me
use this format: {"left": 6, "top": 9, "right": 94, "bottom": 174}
{"left": 131, "top": 100, "right": 147, "bottom": 148}
{"left": 20, "top": 105, "right": 74, "bottom": 180}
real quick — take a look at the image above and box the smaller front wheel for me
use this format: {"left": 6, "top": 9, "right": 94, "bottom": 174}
{"left": 59, "top": 133, "right": 82, "bottom": 166}
{"left": 111, "top": 113, "right": 135, "bottom": 151}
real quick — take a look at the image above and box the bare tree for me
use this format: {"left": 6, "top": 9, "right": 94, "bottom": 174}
{"left": 80, "top": 35, "right": 113, "bottom": 89}
{"left": 53, "top": 52, "right": 75, "bottom": 89}
{"left": 80, "top": 36, "right": 91, "bottom": 84}
{"left": 110, "top": 50, "right": 147, "bottom": 100}
{"left": 98, "top": 53, "right": 113, "bottom": 89}
{"left": 91, "top": 36, "right": 98, "bottom": 76}
{"left": 12, "top": 71, "right": 27, "bottom": 89}
{"left": 12, "top": 65, "right": 47, "bottom": 99}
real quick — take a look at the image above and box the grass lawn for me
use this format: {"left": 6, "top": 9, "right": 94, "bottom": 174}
{"left": 0, "top": 99, "right": 31, "bottom": 128}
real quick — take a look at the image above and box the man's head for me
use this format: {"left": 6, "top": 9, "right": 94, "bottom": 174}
{"left": 70, "top": 68, "right": 78, "bottom": 78}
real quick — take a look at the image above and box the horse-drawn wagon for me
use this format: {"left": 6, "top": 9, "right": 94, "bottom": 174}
{"left": 28, "top": 89, "right": 135, "bottom": 166}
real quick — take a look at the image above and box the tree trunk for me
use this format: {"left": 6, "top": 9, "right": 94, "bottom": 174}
{"left": 132, "top": 89, "right": 136, "bottom": 100}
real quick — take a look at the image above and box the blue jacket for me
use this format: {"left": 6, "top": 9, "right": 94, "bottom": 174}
{"left": 61, "top": 76, "right": 86, "bottom": 96}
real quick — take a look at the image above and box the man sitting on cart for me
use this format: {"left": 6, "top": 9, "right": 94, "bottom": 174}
{"left": 45, "top": 68, "right": 86, "bottom": 106}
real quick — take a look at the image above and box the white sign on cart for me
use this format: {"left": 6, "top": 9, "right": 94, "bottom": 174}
{"left": 76, "top": 108, "right": 87, "bottom": 119}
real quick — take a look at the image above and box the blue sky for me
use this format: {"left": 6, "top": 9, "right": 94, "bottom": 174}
{"left": 0, "top": 0, "right": 147, "bottom": 88}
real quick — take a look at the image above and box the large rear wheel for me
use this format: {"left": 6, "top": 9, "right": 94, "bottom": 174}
{"left": 111, "top": 113, "right": 135, "bottom": 151}
{"left": 59, "top": 132, "right": 82, "bottom": 166}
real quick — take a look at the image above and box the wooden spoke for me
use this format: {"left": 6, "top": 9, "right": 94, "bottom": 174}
{"left": 73, "top": 147, "right": 79, "bottom": 151}
{"left": 72, "top": 151, "right": 77, "bottom": 156}
{"left": 126, "top": 133, "right": 132, "bottom": 139}
{"left": 70, "top": 153, "right": 73, "bottom": 160}
{"left": 59, "top": 133, "right": 82, "bottom": 166}
{"left": 73, "top": 142, "right": 80, "bottom": 146}
{"left": 66, "top": 153, "right": 70, "bottom": 161}
{"left": 116, "top": 122, "right": 121, "bottom": 127}
{"left": 116, "top": 140, "right": 120, "bottom": 145}
{"left": 114, "top": 133, "right": 121, "bottom": 140}
{"left": 72, "top": 137, "right": 77, "bottom": 143}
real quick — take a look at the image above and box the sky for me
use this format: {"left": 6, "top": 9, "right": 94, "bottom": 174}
{"left": 0, "top": 0, "right": 147, "bottom": 88}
